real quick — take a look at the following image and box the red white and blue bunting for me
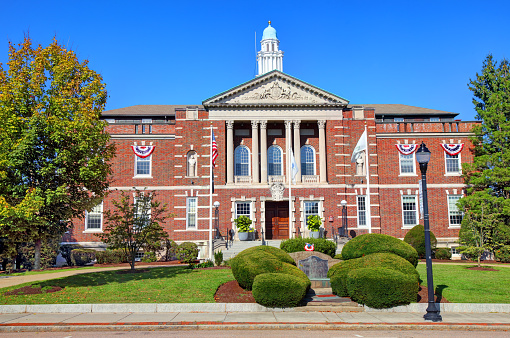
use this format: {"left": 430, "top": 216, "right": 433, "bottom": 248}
{"left": 395, "top": 144, "right": 418, "bottom": 155}
{"left": 440, "top": 143, "right": 464, "bottom": 156}
{"left": 131, "top": 145, "right": 155, "bottom": 158}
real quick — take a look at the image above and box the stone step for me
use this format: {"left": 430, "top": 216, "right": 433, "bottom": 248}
{"left": 294, "top": 305, "right": 363, "bottom": 312}
{"left": 299, "top": 287, "right": 362, "bottom": 312}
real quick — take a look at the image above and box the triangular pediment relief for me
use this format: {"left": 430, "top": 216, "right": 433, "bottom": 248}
{"left": 203, "top": 70, "right": 349, "bottom": 107}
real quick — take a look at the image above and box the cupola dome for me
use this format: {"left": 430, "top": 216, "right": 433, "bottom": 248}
{"left": 262, "top": 21, "right": 277, "bottom": 40}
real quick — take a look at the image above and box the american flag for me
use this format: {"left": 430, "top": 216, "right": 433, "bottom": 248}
{"left": 211, "top": 130, "right": 218, "bottom": 167}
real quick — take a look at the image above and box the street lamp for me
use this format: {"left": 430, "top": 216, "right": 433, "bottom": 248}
{"left": 340, "top": 200, "right": 348, "bottom": 238}
{"left": 416, "top": 142, "right": 442, "bottom": 322}
{"left": 214, "top": 201, "right": 220, "bottom": 239}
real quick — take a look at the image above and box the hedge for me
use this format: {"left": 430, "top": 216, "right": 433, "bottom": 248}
{"left": 280, "top": 238, "right": 337, "bottom": 258}
{"left": 346, "top": 267, "right": 419, "bottom": 309}
{"left": 495, "top": 245, "right": 510, "bottom": 263}
{"left": 328, "top": 253, "right": 419, "bottom": 297}
{"left": 176, "top": 242, "right": 199, "bottom": 263}
{"left": 341, "top": 233, "right": 419, "bottom": 267}
{"left": 71, "top": 249, "right": 96, "bottom": 266}
{"left": 96, "top": 249, "right": 129, "bottom": 264}
{"left": 252, "top": 273, "right": 309, "bottom": 308}
{"left": 434, "top": 248, "right": 452, "bottom": 260}
{"left": 404, "top": 224, "right": 437, "bottom": 258}
{"left": 230, "top": 250, "right": 288, "bottom": 290}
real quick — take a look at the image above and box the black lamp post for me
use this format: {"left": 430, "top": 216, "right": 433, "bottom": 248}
{"left": 416, "top": 142, "right": 442, "bottom": 322}
{"left": 341, "top": 199, "right": 348, "bottom": 238}
{"left": 214, "top": 201, "right": 220, "bottom": 239}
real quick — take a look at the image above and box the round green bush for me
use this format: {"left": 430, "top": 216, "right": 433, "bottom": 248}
{"left": 346, "top": 267, "right": 419, "bottom": 309}
{"left": 341, "top": 234, "right": 419, "bottom": 267}
{"left": 434, "top": 248, "right": 452, "bottom": 260}
{"left": 236, "top": 245, "right": 296, "bottom": 265}
{"left": 280, "top": 238, "right": 337, "bottom": 258}
{"left": 176, "top": 242, "right": 199, "bottom": 263}
{"left": 403, "top": 224, "right": 437, "bottom": 258}
{"left": 71, "top": 249, "right": 96, "bottom": 266}
{"left": 328, "top": 253, "right": 419, "bottom": 297}
{"left": 252, "top": 273, "right": 308, "bottom": 308}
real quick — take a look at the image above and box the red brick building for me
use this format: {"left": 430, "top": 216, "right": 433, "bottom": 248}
{"left": 63, "top": 23, "right": 477, "bottom": 259}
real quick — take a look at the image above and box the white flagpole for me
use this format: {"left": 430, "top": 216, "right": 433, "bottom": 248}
{"left": 364, "top": 125, "right": 372, "bottom": 233}
{"left": 209, "top": 125, "right": 213, "bottom": 260}
{"left": 288, "top": 146, "right": 292, "bottom": 239}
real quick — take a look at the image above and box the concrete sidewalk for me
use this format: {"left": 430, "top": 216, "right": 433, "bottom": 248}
{"left": 0, "top": 310, "right": 509, "bottom": 332}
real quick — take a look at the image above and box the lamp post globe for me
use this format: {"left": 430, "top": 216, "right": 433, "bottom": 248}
{"left": 417, "top": 142, "right": 442, "bottom": 322}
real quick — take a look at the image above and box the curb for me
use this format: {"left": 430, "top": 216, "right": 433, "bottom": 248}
{"left": 0, "top": 323, "right": 510, "bottom": 332}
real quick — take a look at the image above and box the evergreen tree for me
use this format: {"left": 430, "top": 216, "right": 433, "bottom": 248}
{"left": 459, "top": 55, "right": 510, "bottom": 258}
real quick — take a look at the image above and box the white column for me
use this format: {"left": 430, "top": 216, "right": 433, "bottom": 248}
{"left": 293, "top": 120, "right": 301, "bottom": 183}
{"left": 260, "top": 121, "right": 268, "bottom": 184}
{"left": 251, "top": 120, "right": 259, "bottom": 184}
{"left": 226, "top": 120, "right": 234, "bottom": 184}
{"left": 318, "top": 120, "right": 327, "bottom": 183}
{"left": 284, "top": 120, "right": 292, "bottom": 181}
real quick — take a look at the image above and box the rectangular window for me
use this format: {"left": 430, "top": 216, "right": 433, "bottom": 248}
{"left": 394, "top": 117, "right": 404, "bottom": 122}
{"left": 135, "top": 155, "right": 151, "bottom": 176}
{"left": 448, "top": 195, "right": 463, "bottom": 226}
{"left": 402, "top": 195, "right": 418, "bottom": 227}
{"left": 445, "top": 154, "right": 460, "bottom": 173}
{"left": 430, "top": 117, "right": 440, "bottom": 122}
{"left": 186, "top": 197, "right": 197, "bottom": 229}
{"left": 357, "top": 196, "right": 366, "bottom": 226}
{"left": 235, "top": 202, "right": 251, "bottom": 219}
{"left": 134, "top": 197, "right": 151, "bottom": 230}
{"left": 85, "top": 202, "right": 103, "bottom": 231}
{"left": 304, "top": 201, "right": 319, "bottom": 223}
{"left": 399, "top": 153, "right": 415, "bottom": 174}
{"left": 451, "top": 247, "right": 460, "bottom": 255}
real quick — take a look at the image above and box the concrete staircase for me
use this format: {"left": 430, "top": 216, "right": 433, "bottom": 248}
{"left": 297, "top": 287, "right": 362, "bottom": 312}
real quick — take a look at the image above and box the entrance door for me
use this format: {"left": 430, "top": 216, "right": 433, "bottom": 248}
{"left": 265, "top": 202, "right": 289, "bottom": 239}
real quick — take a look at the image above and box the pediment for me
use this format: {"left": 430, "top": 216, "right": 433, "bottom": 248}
{"left": 203, "top": 70, "right": 349, "bottom": 107}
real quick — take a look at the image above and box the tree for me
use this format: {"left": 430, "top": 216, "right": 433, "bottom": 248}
{"left": 97, "top": 190, "right": 170, "bottom": 271}
{"left": 0, "top": 36, "right": 115, "bottom": 269}
{"left": 459, "top": 54, "right": 510, "bottom": 259}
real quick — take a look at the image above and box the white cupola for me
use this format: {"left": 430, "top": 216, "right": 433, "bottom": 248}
{"left": 257, "top": 21, "right": 284, "bottom": 76}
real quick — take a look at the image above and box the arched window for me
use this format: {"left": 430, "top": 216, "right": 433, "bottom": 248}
{"left": 301, "top": 145, "right": 316, "bottom": 176}
{"left": 235, "top": 146, "right": 250, "bottom": 176}
{"left": 268, "top": 145, "right": 282, "bottom": 176}
{"left": 186, "top": 151, "right": 197, "bottom": 177}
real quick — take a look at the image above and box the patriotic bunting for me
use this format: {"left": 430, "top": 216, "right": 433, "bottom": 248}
{"left": 395, "top": 144, "right": 418, "bottom": 155}
{"left": 441, "top": 143, "right": 464, "bottom": 156}
{"left": 131, "top": 145, "right": 155, "bottom": 158}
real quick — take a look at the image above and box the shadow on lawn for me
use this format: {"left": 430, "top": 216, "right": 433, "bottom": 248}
{"left": 435, "top": 284, "right": 448, "bottom": 302}
{"left": 35, "top": 266, "right": 193, "bottom": 289}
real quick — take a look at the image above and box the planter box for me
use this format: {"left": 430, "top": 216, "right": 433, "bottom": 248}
{"left": 309, "top": 231, "right": 320, "bottom": 239}
{"left": 239, "top": 232, "right": 250, "bottom": 241}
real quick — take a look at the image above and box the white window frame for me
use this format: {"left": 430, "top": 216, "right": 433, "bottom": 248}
{"left": 235, "top": 201, "right": 252, "bottom": 220}
{"left": 444, "top": 152, "right": 462, "bottom": 175}
{"left": 401, "top": 195, "right": 419, "bottom": 228}
{"left": 447, "top": 195, "right": 463, "bottom": 228}
{"left": 134, "top": 196, "right": 151, "bottom": 230}
{"left": 303, "top": 200, "right": 320, "bottom": 225}
{"left": 399, "top": 153, "right": 416, "bottom": 176}
{"left": 84, "top": 202, "right": 103, "bottom": 232}
{"left": 234, "top": 145, "right": 251, "bottom": 177}
{"left": 186, "top": 197, "right": 198, "bottom": 230}
{"left": 268, "top": 145, "right": 283, "bottom": 176}
{"left": 301, "top": 145, "right": 316, "bottom": 176}
{"left": 134, "top": 154, "right": 152, "bottom": 178}
{"left": 357, "top": 195, "right": 367, "bottom": 227}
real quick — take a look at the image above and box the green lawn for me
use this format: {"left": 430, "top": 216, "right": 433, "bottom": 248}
{"left": 6, "top": 266, "right": 115, "bottom": 276}
{"left": 0, "top": 266, "right": 234, "bottom": 305}
{"left": 416, "top": 263, "right": 510, "bottom": 303}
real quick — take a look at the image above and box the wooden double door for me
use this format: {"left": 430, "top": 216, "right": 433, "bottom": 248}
{"left": 265, "top": 202, "right": 289, "bottom": 240}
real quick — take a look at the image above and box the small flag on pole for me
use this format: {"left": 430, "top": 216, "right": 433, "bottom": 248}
{"left": 211, "top": 131, "right": 218, "bottom": 167}
{"left": 351, "top": 130, "right": 367, "bottom": 163}
{"left": 290, "top": 148, "right": 298, "bottom": 184}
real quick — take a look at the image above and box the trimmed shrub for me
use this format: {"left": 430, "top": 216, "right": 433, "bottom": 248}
{"left": 189, "top": 260, "right": 214, "bottom": 269}
{"left": 71, "top": 249, "right": 96, "bottom": 266}
{"left": 176, "top": 242, "right": 199, "bottom": 263}
{"left": 346, "top": 267, "right": 419, "bottom": 309}
{"left": 341, "top": 233, "right": 419, "bottom": 267}
{"left": 434, "top": 248, "right": 452, "bottom": 260}
{"left": 252, "top": 273, "right": 308, "bottom": 308}
{"left": 237, "top": 245, "right": 295, "bottom": 265}
{"left": 96, "top": 249, "right": 128, "bottom": 264}
{"left": 328, "top": 253, "right": 419, "bottom": 297}
{"left": 404, "top": 224, "right": 437, "bottom": 258}
{"left": 59, "top": 244, "right": 84, "bottom": 266}
{"left": 230, "top": 250, "right": 286, "bottom": 290}
{"left": 495, "top": 245, "right": 510, "bottom": 263}
{"left": 333, "top": 253, "right": 343, "bottom": 260}
{"left": 280, "top": 238, "right": 337, "bottom": 258}
{"left": 141, "top": 252, "right": 157, "bottom": 263}
{"left": 214, "top": 250, "right": 223, "bottom": 266}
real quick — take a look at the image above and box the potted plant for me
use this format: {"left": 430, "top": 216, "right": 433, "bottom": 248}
{"left": 235, "top": 215, "right": 252, "bottom": 241}
{"left": 307, "top": 215, "right": 321, "bottom": 239}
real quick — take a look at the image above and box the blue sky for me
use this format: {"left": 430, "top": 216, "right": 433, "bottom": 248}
{"left": 1, "top": 0, "right": 509, "bottom": 121}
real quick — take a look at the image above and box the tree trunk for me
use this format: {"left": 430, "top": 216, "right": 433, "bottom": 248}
{"left": 34, "top": 239, "right": 42, "bottom": 270}
{"left": 130, "top": 249, "right": 136, "bottom": 271}
{"left": 477, "top": 254, "right": 481, "bottom": 268}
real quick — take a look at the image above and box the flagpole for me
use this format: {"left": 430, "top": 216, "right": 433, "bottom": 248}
{"left": 364, "top": 125, "right": 372, "bottom": 234}
{"left": 288, "top": 146, "right": 292, "bottom": 239}
{"left": 209, "top": 125, "right": 213, "bottom": 260}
